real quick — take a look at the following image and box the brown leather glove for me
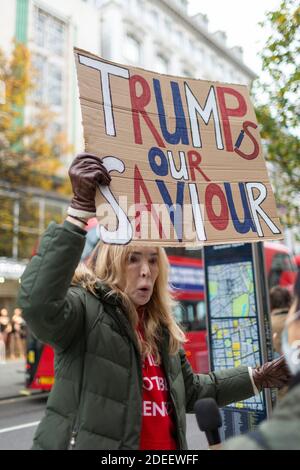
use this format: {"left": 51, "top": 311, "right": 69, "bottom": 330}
{"left": 67, "top": 153, "right": 111, "bottom": 218}
{"left": 252, "top": 355, "right": 291, "bottom": 390}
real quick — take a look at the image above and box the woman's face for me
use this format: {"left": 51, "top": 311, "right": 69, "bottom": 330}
{"left": 122, "top": 247, "right": 159, "bottom": 306}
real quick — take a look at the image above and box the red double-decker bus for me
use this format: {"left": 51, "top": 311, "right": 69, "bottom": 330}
{"left": 26, "top": 335, "right": 55, "bottom": 390}
{"left": 168, "top": 255, "right": 208, "bottom": 373}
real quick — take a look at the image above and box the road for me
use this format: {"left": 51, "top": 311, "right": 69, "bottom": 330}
{"left": 0, "top": 395, "right": 208, "bottom": 450}
{"left": 0, "top": 395, "right": 46, "bottom": 450}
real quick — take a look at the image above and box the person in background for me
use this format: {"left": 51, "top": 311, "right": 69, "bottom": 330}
{"left": 18, "top": 154, "right": 290, "bottom": 450}
{"left": 270, "top": 286, "right": 292, "bottom": 400}
{"left": 0, "top": 309, "right": 7, "bottom": 363}
{"left": 223, "top": 279, "right": 300, "bottom": 450}
{"left": 0, "top": 308, "right": 12, "bottom": 359}
{"left": 11, "top": 308, "right": 26, "bottom": 359}
{"left": 270, "top": 286, "right": 292, "bottom": 356}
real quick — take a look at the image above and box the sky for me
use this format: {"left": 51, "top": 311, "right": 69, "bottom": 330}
{"left": 188, "top": 0, "right": 282, "bottom": 74}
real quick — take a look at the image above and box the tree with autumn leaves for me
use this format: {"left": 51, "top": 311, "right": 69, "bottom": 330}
{"left": 0, "top": 42, "right": 72, "bottom": 259}
{"left": 254, "top": 0, "right": 300, "bottom": 227}
{"left": 0, "top": 42, "right": 71, "bottom": 193}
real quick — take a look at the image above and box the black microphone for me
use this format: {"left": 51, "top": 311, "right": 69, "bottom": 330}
{"left": 194, "top": 398, "right": 222, "bottom": 447}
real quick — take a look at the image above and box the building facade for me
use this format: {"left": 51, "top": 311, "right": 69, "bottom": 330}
{"left": 0, "top": 0, "right": 104, "bottom": 162}
{"left": 0, "top": 0, "right": 256, "bottom": 162}
{"left": 0, "top": 0, "right": 256, "bottom": 311}
{"left": 99, "top": 0, "right": 255, "bottom": 85}
{"left": 0, "top": 185, "right": 69, "bottom": 312}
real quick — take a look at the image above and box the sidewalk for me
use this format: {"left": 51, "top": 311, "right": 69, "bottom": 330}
{"left": 0, "top": 359, "right": 27, "bottom": 399}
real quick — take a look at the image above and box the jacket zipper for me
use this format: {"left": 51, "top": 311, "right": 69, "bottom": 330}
{"left": 67, "top": 296, "right": 102, "bottom": 451}
{"left": 68, "top": 426, "right": 79, "bottom": 450}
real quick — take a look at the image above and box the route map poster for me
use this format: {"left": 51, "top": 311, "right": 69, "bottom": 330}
{"left": 204, "top": 243, "right": 272, "bottom": 439}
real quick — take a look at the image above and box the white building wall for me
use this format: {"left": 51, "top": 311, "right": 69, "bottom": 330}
{"left": 0, "top": 0, "right": 103, "bottom": 168}
{"left": 99, "top": 0, "right": 255, "bottom": 87}
{"left": 26, "top": 0, "right": 103, "bottom": 167}
{"left": 0, "top": 0, "right": 17, "bottom": 52}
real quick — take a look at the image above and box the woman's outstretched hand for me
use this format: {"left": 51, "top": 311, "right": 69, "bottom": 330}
{"left": 252, "top": 355, "right": 291, "bottom": 390}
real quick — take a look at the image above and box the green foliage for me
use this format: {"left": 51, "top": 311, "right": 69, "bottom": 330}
{"left": 260, "top": 0, "right": 299, "bottom": 130}
{"left": 254, "top": 0, "right": 300, "bottom": 225}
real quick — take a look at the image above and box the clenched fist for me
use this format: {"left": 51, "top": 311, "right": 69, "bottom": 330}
{"left": 67, "top": 153, "right": 111, "bottom": 219}
{"left": 252, "top": 355, "right": 290, "bottom": 390}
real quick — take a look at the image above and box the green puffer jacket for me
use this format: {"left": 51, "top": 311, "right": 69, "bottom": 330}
{"left": 18, "top": 221, "right": 255, "bottom": 450}
{"left": 222, "top": 375, "right": 300, "bottom": 450}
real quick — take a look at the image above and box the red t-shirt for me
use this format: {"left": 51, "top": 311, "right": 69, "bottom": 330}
{"left": 139, "top": 352, "right": 178, "bottom": 450}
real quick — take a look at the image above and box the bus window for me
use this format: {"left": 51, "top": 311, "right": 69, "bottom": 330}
{"left": 173, "top": 300, "right": 206, "bottom": 332}
{"left": 269, "top": 252, "right": 297, "bottom": 288}
{"left": 196, "top": 301, "right": 206, "bottom": 328}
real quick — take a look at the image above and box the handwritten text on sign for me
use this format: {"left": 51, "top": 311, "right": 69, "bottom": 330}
{"left": 75, "top": 49, "right": 282, "bottom": 246}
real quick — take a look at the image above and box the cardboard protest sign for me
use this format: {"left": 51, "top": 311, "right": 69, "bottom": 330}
{"left": 74, "top": 47, "right": 282, "bottom": 246}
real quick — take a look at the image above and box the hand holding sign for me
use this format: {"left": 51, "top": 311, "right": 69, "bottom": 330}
{"left": 67, "top": 153, "right": 111, "bottom": 219}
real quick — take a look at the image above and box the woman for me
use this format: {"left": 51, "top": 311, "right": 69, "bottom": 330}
{"left": 18, "top": 154, "right": 289, "bottom": 450}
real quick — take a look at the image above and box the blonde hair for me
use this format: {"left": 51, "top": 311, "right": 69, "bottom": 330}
{"left": 72, "top": 242, "right": 186, "bottom": 361}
